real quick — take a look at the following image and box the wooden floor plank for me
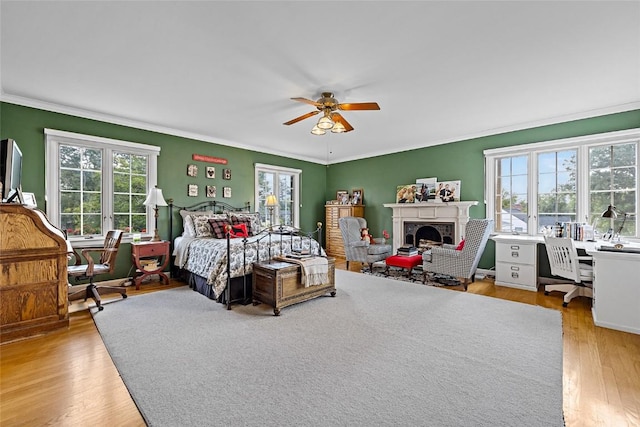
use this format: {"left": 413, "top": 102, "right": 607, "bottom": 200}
{"left": 1, "top": 262, "right": 639, "bottom": 426}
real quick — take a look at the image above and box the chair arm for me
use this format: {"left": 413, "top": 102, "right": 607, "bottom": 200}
{"left": 430, "top": 246, "right": 461, "bottom": 258}
{"left": 348, "top": 240, "right": 370, "bottom": 248}
{"left": 442, "top": 243, "right": 457, "bottom": 250}
{"left": 577, "top": 256, "right": 592, "bottom": 261}
{"left": 79, "top": 247, "right": 107, "bottom": 276}
{"left": 372, "top": 238, "right": 386, "bottom": 245}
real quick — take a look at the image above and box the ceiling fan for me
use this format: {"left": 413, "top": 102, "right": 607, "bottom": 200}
{"left": 283, "top": 92, "right": 380, "bottom": 134}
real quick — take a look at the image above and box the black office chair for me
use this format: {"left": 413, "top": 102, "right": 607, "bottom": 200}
{"left": 68, "top": 230, "right": 127, "bottom": 310}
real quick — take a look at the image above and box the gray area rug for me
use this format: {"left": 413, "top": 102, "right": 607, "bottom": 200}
{"left": 92, "top": 270, "right": 563, "bottom": 426}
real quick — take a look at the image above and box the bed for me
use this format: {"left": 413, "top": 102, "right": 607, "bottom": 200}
{"left": 168, "top": 200, "right": 325, "bottom": 309}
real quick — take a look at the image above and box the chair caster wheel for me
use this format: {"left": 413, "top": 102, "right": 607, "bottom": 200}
{"left": 98, "top": 306, "right": 104, "bottom": 311}
{"left": 562, "top": 302, "right": 568, "bottom": 307}
{"left": 544, "top": 291, "right": 549, "bottom": 295}
{"left": 122, "top": 294, "right": 128, "bottom": 299}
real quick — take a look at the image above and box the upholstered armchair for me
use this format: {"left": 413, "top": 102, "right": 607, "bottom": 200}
{"left": 422, "top": 219, "right": 493, "bottom": 290}
{"left": 338, "top": 217, "right": 392, "bottom": 271}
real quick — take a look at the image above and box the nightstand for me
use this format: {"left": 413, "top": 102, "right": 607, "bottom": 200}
{"left": 131, "top": 241, "right": 170, "bottom": 290}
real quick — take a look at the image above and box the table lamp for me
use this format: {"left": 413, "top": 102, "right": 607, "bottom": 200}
{"left": 143, "top": 186, "right": 168, "bottom": 241}
{"left": 265, "top": 194, "right": 278, "bottom": 227}
{"left": 601, "top": 205, "right": 628, "bottom": 241}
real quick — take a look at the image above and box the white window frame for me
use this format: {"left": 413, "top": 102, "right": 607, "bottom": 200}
{"left": 485, "top": 128, "right": 640, "bottom": 239}
{"left": 254, "top": 163, "right": 301, "bottom": 228}
{"left": 45, "top": 129, "right": 160, "bottom": 246}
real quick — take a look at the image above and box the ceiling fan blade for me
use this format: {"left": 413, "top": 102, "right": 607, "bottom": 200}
{"left": 331, "top": 112, "right": 355, "bottom": 132}
{"left": 291, "top": 97, "right": 322, "bottom": 107}
{"left": 283, "top": 110, "right": 320, "bottom": 126}
{"left": 337, "top": 102, "right": 380, "bottom": 111}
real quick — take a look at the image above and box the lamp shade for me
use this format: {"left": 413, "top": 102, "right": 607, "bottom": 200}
{"left": 601, "top": 205, "right": 618, "bottom": 218}
{"left": 331, "top": 121, "right": 346, "bottom": 133}
{"left": 311, "top": 125, "right": 326, "bottom": 135}
{"left": 317, "top": 116, "right": 334, "bottom": 130}
{"left": 265, "top": 194, "right": 278, "bottom": 207}
{"left": 143, "top": 186, "right": 168, "bottom": 207}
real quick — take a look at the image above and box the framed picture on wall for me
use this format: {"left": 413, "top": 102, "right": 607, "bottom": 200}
{"left": 223, "top": 169, "right": 231, "bottom": 180}
{"left": 206, "top": 185, "right": 216, "bottom": 198}
{"left": 187, "top": 164, "right": 198, "bottom": 177}
{"left": 206, "top": 167, "right": 215, "bottom": 179}
{"left": 188, "top": 184, "right": 198, "bottom": 197}
{"left": 223, "top": 186, "right": 232, "bottom": 198}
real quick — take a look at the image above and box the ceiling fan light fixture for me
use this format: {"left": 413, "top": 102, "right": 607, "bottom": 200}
{"left": 331, "top": 121, "right": 346, "bottom": 133}
{"left": 311, "top": 125, "right": 326, "bottom": 135}
{"left": 317, "top": 115, "right": 334, "bottom": 130}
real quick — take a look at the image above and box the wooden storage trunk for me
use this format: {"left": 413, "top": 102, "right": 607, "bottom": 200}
{"left": 252, "top": 258, "right": 335, "bottom": 315}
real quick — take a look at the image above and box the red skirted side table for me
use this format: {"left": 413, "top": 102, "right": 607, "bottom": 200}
{"left": 384, "top": 254, "right": 423, "bottom": 278}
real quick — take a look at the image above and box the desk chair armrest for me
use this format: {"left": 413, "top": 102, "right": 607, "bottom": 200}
{"left": 577, "top": 256, "right": 593, "bottom": 261}
{"left": 79, "top": 247, "right": 115, "bottom": 276}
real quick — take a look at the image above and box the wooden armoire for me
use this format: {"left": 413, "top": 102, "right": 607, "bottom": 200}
{"left": 1, "top": 204, "right": 70, "bottom": 343}
{"left": 324, "top": 204, "right": 364, "bottom": 258}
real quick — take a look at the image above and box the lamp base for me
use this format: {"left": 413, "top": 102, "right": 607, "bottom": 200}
{"left": 150, "top": 228, "right": 162, "bottom": 242}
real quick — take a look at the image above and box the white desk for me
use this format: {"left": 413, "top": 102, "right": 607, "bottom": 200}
{"left": 491, "top": 235, "right": 640, "bottom": 335}
{"left": 584, "top": 242, "right": 640, "bottom": 335}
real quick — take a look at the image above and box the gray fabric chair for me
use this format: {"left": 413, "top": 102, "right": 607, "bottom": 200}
{"left": 543, "top": 236, "right": 593, "bottom": 307}
{"left": 338, "top": 217, "right": 392, "bottom": 270}
{"left": 422, "top": 218, "right": 493, "bottom": 290}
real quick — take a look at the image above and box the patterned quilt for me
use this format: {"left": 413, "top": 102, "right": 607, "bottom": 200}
{"left": 174, "top": 234, "right": 323, "bottom": 299}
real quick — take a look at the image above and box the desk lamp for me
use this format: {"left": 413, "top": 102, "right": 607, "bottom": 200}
{"left": 601, "top": 205, "right": 628, "bottom": 241}
{"left": 143, "top": 186, "right": 168, "bottom": 241}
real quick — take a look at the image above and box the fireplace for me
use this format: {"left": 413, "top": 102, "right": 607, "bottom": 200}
{"left": 404, "top": 222, "right": 455, "bottom": 249}
{"left": 383, "top": 201, "right": 478, "bottom": 253}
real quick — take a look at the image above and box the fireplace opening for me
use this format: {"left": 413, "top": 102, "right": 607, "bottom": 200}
{"left": 404, "top": 222, "right": 454, "bottom": 250}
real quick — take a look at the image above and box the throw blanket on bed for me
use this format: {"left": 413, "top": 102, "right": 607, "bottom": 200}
{"left": 275, "top": 256, "right": 329, "bottom": 287}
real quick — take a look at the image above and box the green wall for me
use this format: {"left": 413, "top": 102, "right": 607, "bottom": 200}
{"left": 1, "top": 102, "right": 327, "bottom": 279}
{"left": 2, "top": 100, "right": 638, "bottom": 277}
{"left": 326, "top": 109, "right": 640, "bottom": 270}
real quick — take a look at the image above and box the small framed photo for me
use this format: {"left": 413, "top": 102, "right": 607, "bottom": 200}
{"left": 223, "top": 169, "right": 231, "bottom": 180}
{"left": 188, "top": 184, "right": 198, "bottom": 197}
{"left": 206, "top": 185, "right": 216, "bottom": 198}
{"left": 206, "top": 166, "right": 215, "bottom": 179}
{"left": 223, "top": 186, "right": 232, "bottom": 198}
{"left": 187, "top": 164, "right": 198, "bottom": 177}
{"left": 351, "top": 188, "right": 364, "bottom": 205}
{"left": 22, "top": 192, "right": 37, "bottom": 208}
{"left": 336, "top": 190, "right": 349, "bottom": 205}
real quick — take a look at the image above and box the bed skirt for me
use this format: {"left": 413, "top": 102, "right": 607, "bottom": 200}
{"left": 179, "top": 269, "right": 252, "bottom": 305}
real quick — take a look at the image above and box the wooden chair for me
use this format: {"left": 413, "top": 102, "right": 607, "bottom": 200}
{"left": 543, "top": 236, "right": 593, "bottom": 307}
{"left": 68, "top": 230, "right": 127, "bottom": 311}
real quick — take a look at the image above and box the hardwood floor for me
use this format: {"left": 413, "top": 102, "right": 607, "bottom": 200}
{"left": 2, "top": 262, "right": 639, "bottom": 426}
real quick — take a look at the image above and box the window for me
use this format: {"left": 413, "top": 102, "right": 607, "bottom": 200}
{"left": 485, "top": 128, "right": 639, "bottom": 238}
{"left": 254, "top": 163, "right": 301, "bottom": 228}
{"left": 45, "top": 129, "right": 160, "bottom": 244}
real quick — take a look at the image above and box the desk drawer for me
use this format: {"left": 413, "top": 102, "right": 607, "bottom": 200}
{"left": 496, "top": 263, "right": 537, "bottom": 288}
{"left": 134, "top": 242, "right": 168, "bottom": 257}
{"left": 495, "top": 242, "right": 536, "bottom": 264}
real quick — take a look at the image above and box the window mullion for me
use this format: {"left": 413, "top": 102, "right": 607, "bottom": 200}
{"left": 529, "top": 153, "right": 537, "bottom": 234}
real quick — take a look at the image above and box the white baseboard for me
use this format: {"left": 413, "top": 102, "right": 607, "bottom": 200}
{"left": 475, "top": 268, "right": 495, "bottom": 280}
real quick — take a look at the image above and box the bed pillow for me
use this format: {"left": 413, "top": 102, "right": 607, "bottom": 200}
{"left": 228, "top": 223, "right": 249, "bottom": 238}
{"left": 179, "top": 210, "right": 214, "bottom": 237}
{"left": 207, "top": 217, "right": 231, "bottom": 239}
{"left": 228, "top": 212, "right": 261, "bottom": 236}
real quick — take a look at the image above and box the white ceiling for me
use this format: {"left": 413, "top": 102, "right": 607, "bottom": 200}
{"left": 1, "top": 1, "right": 639, "bottom": 164}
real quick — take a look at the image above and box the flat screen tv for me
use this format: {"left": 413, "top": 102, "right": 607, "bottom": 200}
{"left": 1, "top": 138, "right": 24, "bottom": 204}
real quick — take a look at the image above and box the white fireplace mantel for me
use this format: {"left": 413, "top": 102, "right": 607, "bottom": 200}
{"left": 383, "top": 201, "right": 479, "bottom": 252}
